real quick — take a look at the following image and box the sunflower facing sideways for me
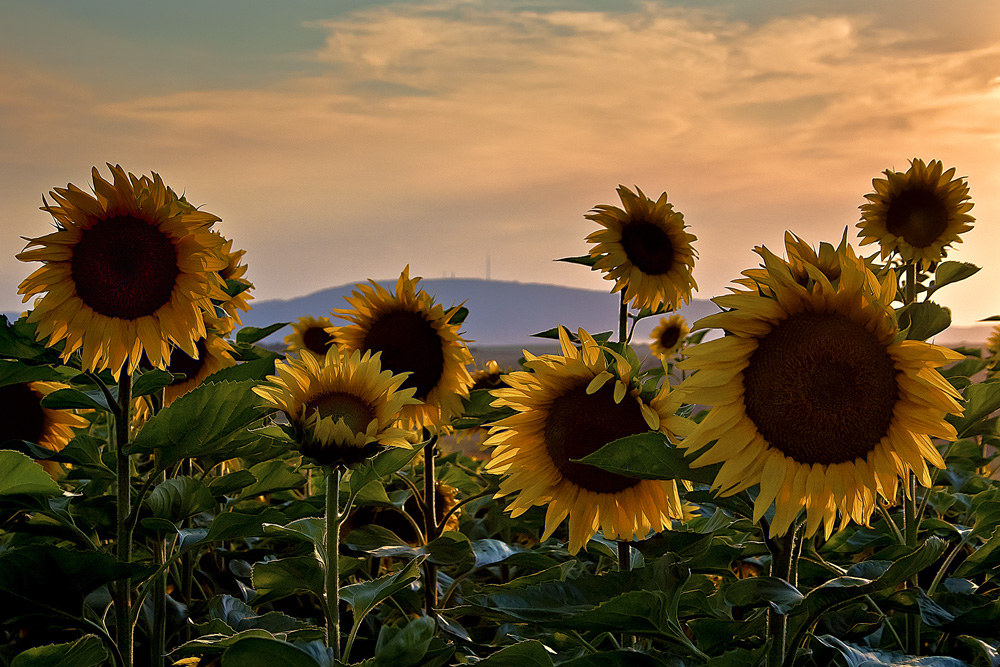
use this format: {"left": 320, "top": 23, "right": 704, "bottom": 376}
{"left": 857, "top": 158, "right": 975, "bottom": 269}
{"left": 484, "top": 327, "right": 692, "bottom": 554}
{"left": 678, "top": 238, "right": 964, "bottom": 539}
{"left": 1, "top": 380, "right": 90, "bottom": 477}
{"left": 163, "top": 333, "right": 236, "bottom": 405}
{"left": 650, "top": 314, "right": 690, "bottom": 360}
{"left": 587, "top": 185, "right": 698, "bottom": 311}
{"left": 17, "top": 165, "right": 228, "bottom": 378}
{"left": 285, "top": 315, "right": 338, "bottom": 360}
{"left": 253, "top": 347, "right": 419, "bottom": 468}
{"left": 334, "top": 267, "right": 474, "bottom": 430}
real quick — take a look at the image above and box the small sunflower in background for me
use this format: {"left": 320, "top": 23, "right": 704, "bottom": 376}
{"left": 212, "top": 235, "right": 254, "bottom": 334}
{"left": 587, "top": 185, "right": 698, "bottom": 311}
{"left": 335, "top": 267, "right": 474, "bottom": 430}
{"left": 484, "top": 327, "right": 692, "bottom": 554}
{"left": 650, "top": 315, "right": 690, "bottom": 360}
{"left": 254, "top": 347, "right": 418, "bottom": 468}
{"left": 858, "top": 158, "right": 974, "bottom": 269}
{"left": 470, "top": 359, "right": 506, "bottom": 391}
{"left": 17, "top": 165, "right": 228, "bottom": 378}
{"left": 285, "top": 315, "right": 338, "bottom": 360}
{"left": 163, "top": 333, "right": 237, "bottom": 405}
{"left": 679, "top": 238, "right": 964, "bottom": 539}
{"left": 0, "top": 381, "right": 90, "bottom": 476}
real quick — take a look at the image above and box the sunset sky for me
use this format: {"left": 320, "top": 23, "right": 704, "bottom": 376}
{"left": 2, "top": 0, "right": 999, "bottom": 327}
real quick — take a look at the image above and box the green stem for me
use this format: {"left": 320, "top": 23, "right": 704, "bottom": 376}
{"left": 618, "top": 293, "right": 628, "bottom": 344}
{"left": 618, "top": 540, "right": 632, "bottom": 648}
{"left": 766, "top": 524, "right": 801, "bottom": 667}
{"left": 114, "top": 369, "right": 133, "bottom": 667}
{"left": 903, "top": 262, "right": 920, "bottom": 655}
{"left": 423, "top": 433, "right": 439, "bottom": 615}
{"left": 325, "top": 466, "right": 344, "bottom": 660}
{"left": 152, "top": 513, "right": 167, "bottom": 667}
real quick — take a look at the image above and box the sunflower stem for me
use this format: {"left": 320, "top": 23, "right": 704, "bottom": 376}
{"left": 423, "top": 432, "right": 439, "bottom": 615}
{"left": 902, "top": 261, "right": 921, "bottom": 655}
{"left": 325, "top": 466, "right": 344, "bottom": 660}
{"left": 766, "top": 524, "right": 800, "bottom": 667}
{"left": 618, "top": 293, "right": 628, "bottom": 344}
{"left": 114, "top": 369, "right": 134, "bottom": 667}
{"left": 618, "top": 540, "right": 633, "bottom": 648}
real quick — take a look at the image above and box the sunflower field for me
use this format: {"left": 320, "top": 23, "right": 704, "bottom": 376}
{"left": 2, "top": 161, "right": 1000, "bottom": 667}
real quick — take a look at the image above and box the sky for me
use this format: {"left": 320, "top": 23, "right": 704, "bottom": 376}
{"left": 2, "top": 0, "right": 1000, "bottom": 327}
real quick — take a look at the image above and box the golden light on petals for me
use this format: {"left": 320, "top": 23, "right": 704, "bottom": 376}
{"left": 334, "top": 267, "right": 474, "bottom": 430}
{"left": 484, "top": 327, "right": 693, "bottom": 554}
{"left": 587, "top": 185, "right": 698, "bottom": 311}
{"left": 285, "top": 315, "right": 338, "bottom": 360}
{"left": 17, "top": 164, "right": 228, "bottom": 378}
{"left": 857, "top": 158, "right": 975, "bottom": 269}
{"left": 678, "top": 236, "right": 964, "bottom": 538}
{"left": 253, "top": 347, "right": 420, "bottom": 468}
{"left": 650, "top": 314, "right": 690, "bottom": 359}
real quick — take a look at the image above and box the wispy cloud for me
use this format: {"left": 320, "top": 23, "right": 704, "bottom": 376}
{"left": 3, "top": 1, "right": 1000, "bottom": 323}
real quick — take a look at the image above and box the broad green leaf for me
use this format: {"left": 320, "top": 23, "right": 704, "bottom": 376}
{"left": 235, "top": 323, "right": 290, "bottom": 345}
{"left": 900, "top": 301, "right": 952, "bottom": 341}
{"left": 425, "top": 531, "right": 474, "bottom": 566}
{"left": 932, "top": 262, "right": 981, "bottom": 294}
{"left": 815, "top": 635, "right": 967, "bottom": 666}
{"left": 131, "top": 369, "right": 176, "bottom": 398}
{"left": 476, "top": 641, "right": 554, "bottom": 667}
{"left": 201, "top": 508, "right": 288, "bottom": 543}
{"left": 128, "top": 380, "right": 270, "bottom": 464}
{"left": 573, "top": 431, "right": 719, "bottom": 486}
{"left": 11, "top": 634, "right": 108, "bottom": 667}
{"left": 221, "top": 636, "right": 326, "bottom": 667}
{"left": 349, "top": 444, "right": 424, "bottom": 494}
{"left": 263, "top": 518, "right": 326, "bottom": 550}
{"left": 0, "top": 360, "right": 68, "bottom": 388}
{"left": 236, "top": 459, "right": 306, "bottom": 499}
{"left": 950, "top": 380, "right": 1000, "bottom": 438}
{"left": 208, "top": 470, "right": 258, "bottom": 497}
{"left": 145, "top": 476, "right": 215, "bottom": 522}
{"left": 252, "top": 555, "right": 324, "bottom": 603}
{"left": 205, "top": 354, "right": 282, "bottom": 384}
{"left": 452, "top": 388, "right": 514, "bottom": 430}
{"left": 954, "top": 526, "right": 1000, "bottom": 577}
{"left": 340, "top": 555, "right": 426, "bottom": 621}
{"left": 0, "top": 316, "right": 62, "bottom": 363}
{"left": 0, "top": 450, "right": 61, "bottom": 496}
{"left": 725, "top": 576, "right": 804, "bottom": 614}
{"left": 471, "top": 538, "right": 524, "bottom": 569}
{"left": 170, "top": 629, "right": 277, "bottom": 659}
{"left": 447, "top": 306, "right": 469, "bottom": 325}
{"left": 40, "top": 387, "right": 110, "bottom": 412}
{"left": 374, "top": 616, "right": 436, "bottom": 667}
{"left": 204, "top": 595, "right": 307, "bottom": 635}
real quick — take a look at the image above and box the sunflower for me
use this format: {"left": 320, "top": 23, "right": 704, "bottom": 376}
{"left": 587, "top": 185, "right": 698, "bottom": 311}
{"left": 1, "top": 381, "right": 89, "bottom": 477}
{"left": 284, "top": 316, "right": 338, "bottom": 359}
{"left": 678, "top": 239, "right": 964, "bottom": 539}
{"left": 334, "top": 267, "right": 474, "bottom": 430}
{"left": 163, "top": 333, "right": 236, "bottom": 405}
{"left": 858, "top": 158, "right": 975, "bottom": 269}
{"left": 484, "top": 327, "right": 692, "bottom": 554}
{"left": 17, "top": 165, "right": 228, "bottom": 378}
{"left": 212, "top": 235, "right": 254, "bottom": 333}
{"left": 253, "top": 347, "right": 419, "bottom": 468}
{"left": 650, "top": 315, "right": 690, "bottom": 359}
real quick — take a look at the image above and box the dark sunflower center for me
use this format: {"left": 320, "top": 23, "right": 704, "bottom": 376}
{"left": 361, "top": 309, "right": 444, "bottom": 400}
{"left": 71, "top": 215, "right": 180, "bottom": 320}
{"left": 0, "top": 383, "right": 46, "bottom": 445}
{"left": 742, "top": 312, "right": 899, "bottom": 465}
{"left": 620, "top": 219, "right": 675, "bottom": 275}
{"left": 544, "top": 382, "right": 648, "bottom": 494}
{"left": 302, "top": 326, "right": 335, "bottom": 355}
{"left": 885, "top": 188, "right": 950, "bottom": 249}
{"left": 166, "top": 338, "right": 208, "bottom": 385}
{"left": 658, "top": 325, "right": 682, "bottom": 350}
{"left": 309, "top": 391, "right": 375, "bottom": 434}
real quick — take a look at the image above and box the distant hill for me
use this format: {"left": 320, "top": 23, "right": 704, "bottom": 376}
{"left": 238, "top": 278, "right": 720, "bottom": 348}
{"left": 5, "top": 278, "right": 993, "bottom": 349}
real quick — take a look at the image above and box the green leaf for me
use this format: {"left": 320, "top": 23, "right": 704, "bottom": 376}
{"left": 145, "top": 476, "right": 215, "bottom": 522}
{"left": 374, "top": 616, "right": 436, "bottom": 667}
{"left": 132, "top": 369, "right": 177, "bottom": 398}
{"left": 0, "top": 360, "right": 68, "bottom": 388}
{"left": 476, "top": 641, "right": 554, "bottom": 667}
{"left": 954, "top": 526, "right": 1000, "bottom": 577}
{"left": 205, "top": 354, "right": 281, "bottom": 384}
{"left": 931, "top": 262, "right": 981, "bottom": 295}
{"left": 573, "top": 431, "right": 719, "bottom": 486}
{"left": 425, "top": 532, "right": 475, "bottom": 566}
{"left": 340, "top": 555, "right": 426, "bottom": 622}
{"left": 128, "top": 380, "right": 270, "bottom": 464}
{"left": 0, "top": 450, "right": 61, "bottom": 496}
{"left": 202, "top": 508, "right": 288, "bottom": 544}
{"left": 263, "top": 518, "right": 326, "bottom": 550}
{"left": 40, "top": 387, "right": 110, "bottom": 412}
{"left": 900, "top": 301, "right": 952, "bottom": 341}
{"left": 236, "top": 323, "right": 290, "bottom": 345}
{"left": 0, "top": 316, "right": 62, "bottom": 363}
{"left": 208, "top": 470, "right": 259, "bottom": 497}
{"left": 11, "top": 635, "right": 109, "bottom": 667}
{"left": 556, "top": 255, "right": 599, "bottom": 268}
{"left": 237, "top": 460, "right": 306, "bottom": 499}
{"left": 447, "top": 306, "right": 469, "bottom": 326}
{"left": 950, "top": 380, "right": 1000, "bottom": 439}
{"left": 221, "top": 636, "right": 326, "bottom": 667}
{"left": 725, "top": 576, "right": 804, "bottom": 614}
{"left": 349, "top": 445, "right": 424, "bottom": 494}
{"left": 471, "top": 539, "right": 525, "bottom": 569}
{"left": 452, "top": 388, "right": 514, "bottom": 430}
{"left": 815, "top": 635, "right": 967, "bottom": 666}
{"left": 252, "top": 555, "right": 324, "bottom": 603}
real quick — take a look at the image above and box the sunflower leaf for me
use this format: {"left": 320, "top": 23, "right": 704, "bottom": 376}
{"left": 724, "top": 576, "right": 804, "bottom": 614}
{"left": 475, "top": 640, "right": 554, "bottom": 667}
{"left": 556, "top": 255, "right": 599, "bottom": 268}
{"left": 145, "top": 476, "right": 216, "bottom": 522}
{"left": 340, "top": 554, "right": 426, "bottom": 622}
{"left": 0, "top": 360, "right": 70, "bottom": 388}
{"left": 447, "top": 306, "right": 469, "bottom": 325}
{"left": 349, "top": 445, "right": 424, "bottom": 494}
{"left": 0, "top": 450, "right": 61, "bottom": 496}
{"left": 572, "top": 431, "right": 719, "bottom": 486}
{"left": 236, "top": 323, "right": 289, "bottom": 345}
{"left": 251, "top": 555, "right": 324, "bottom": 604}
{"left": 0, "top": 316, "right": 63, "bottom": 364}
{"left": 132, "top": 369, "right": 176, "bottom": 398}
{"left": 949, "top": 380, "right": 1000, "bottom": 439}
{"left": 219, "top": 636, "right": 328, "bottom": 667}
{"left": 40, "top": 387, "right": 111, "bottom": 412}
{"left": 898, "top": 301, "right": 951, "bottom": 341}
{"left": 10, "top": 634, "right": 108, "bottom": 667}
{"left": 930, "top": 261, "right": 981, "bottom": 296}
